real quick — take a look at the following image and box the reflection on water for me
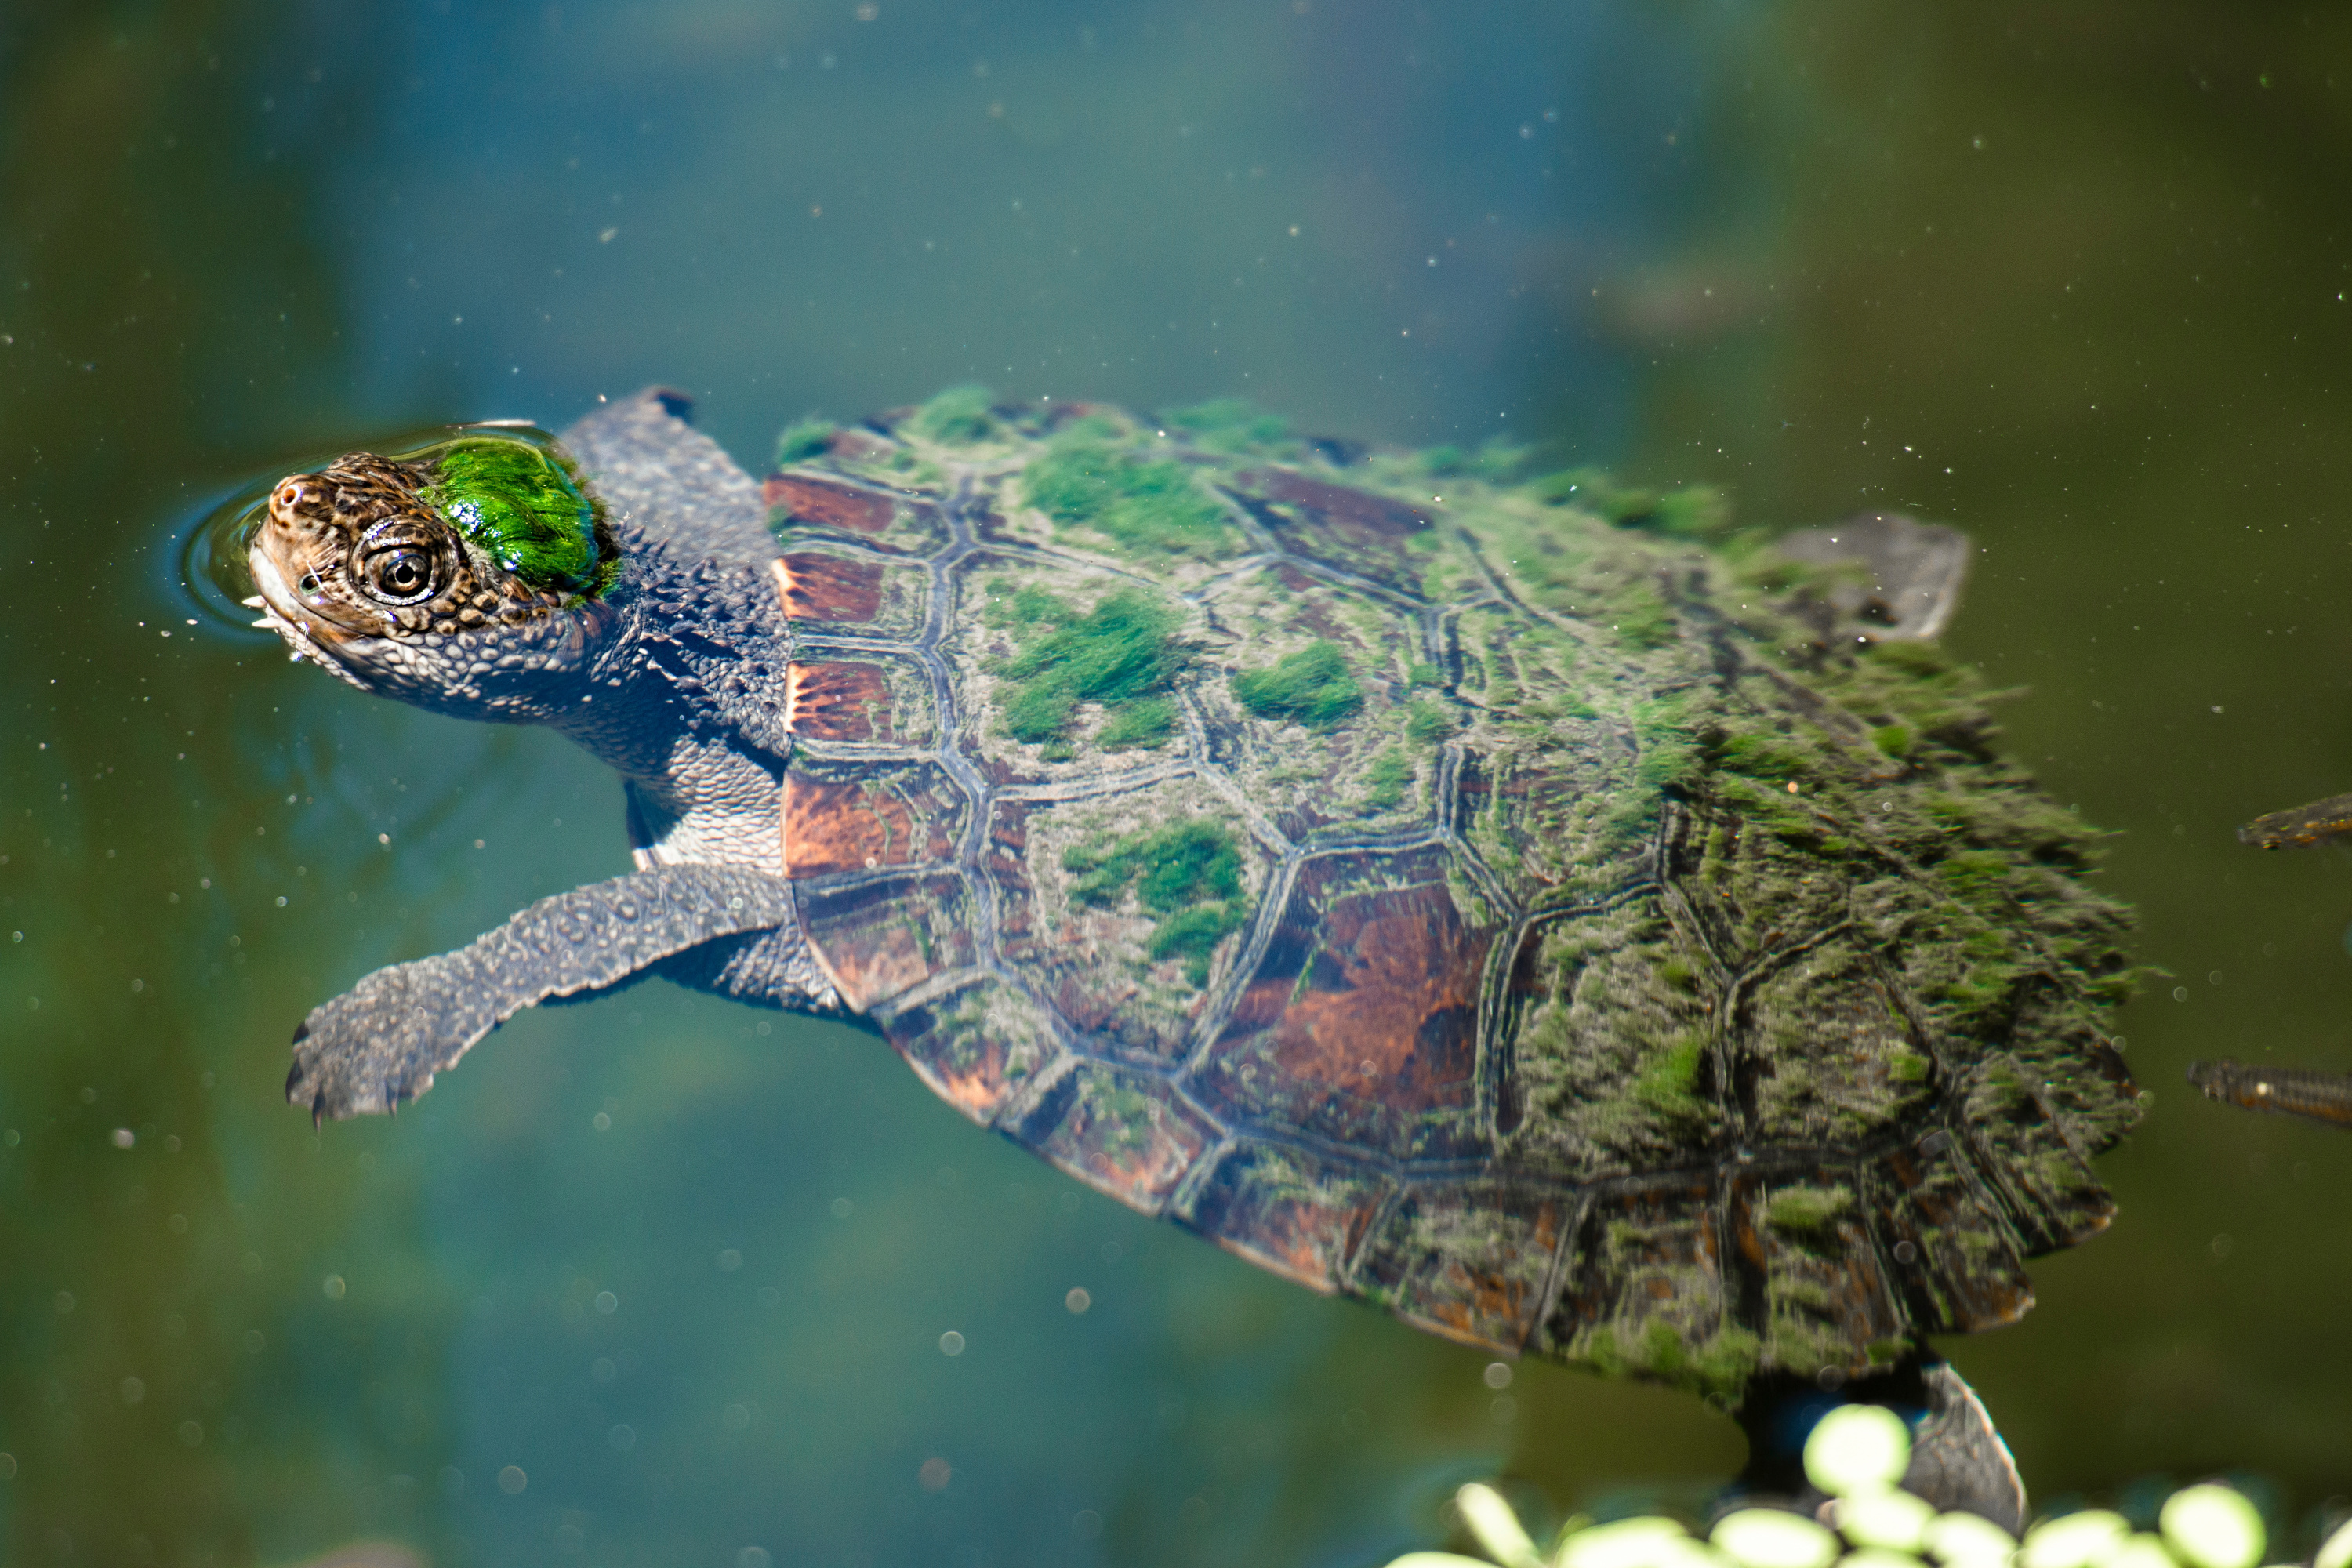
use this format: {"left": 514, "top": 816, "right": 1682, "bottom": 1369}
{"left": 4, "top": 1, "right": 2351, "bottom": 1565}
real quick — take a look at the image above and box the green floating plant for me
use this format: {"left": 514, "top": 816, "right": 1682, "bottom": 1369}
{"left": 1392, "top": 1407, "right": 2310, "bottom": 1568}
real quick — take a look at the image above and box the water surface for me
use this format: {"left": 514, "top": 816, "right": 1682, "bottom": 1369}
{"left": 4, "top": 4, "right": 2350, "bottom": 1565}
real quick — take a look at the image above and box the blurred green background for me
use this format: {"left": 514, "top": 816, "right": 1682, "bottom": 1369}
{"left": 5, "top": 2, "right": 2352, "bottom": 1565}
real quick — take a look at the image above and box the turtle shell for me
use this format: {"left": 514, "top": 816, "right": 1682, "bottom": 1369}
{"left": 753, "top": 390, "right": 2138, "bottom": 1396}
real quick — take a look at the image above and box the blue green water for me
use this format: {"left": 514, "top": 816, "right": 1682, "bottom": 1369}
{"left": 6, "top": 3, "right": 2352, "bottom": 1565}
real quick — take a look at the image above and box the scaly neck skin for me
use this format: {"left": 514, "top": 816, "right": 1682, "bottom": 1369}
{"left": 545, "top": 592, "right": 786, "bottom": 874}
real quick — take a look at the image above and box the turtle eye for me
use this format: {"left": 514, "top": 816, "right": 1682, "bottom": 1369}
{"left": 276, "top": 482, "right": 305, "bottom": 510}
{"left": 360, "top": 545, "right": 437, "bottom": 605}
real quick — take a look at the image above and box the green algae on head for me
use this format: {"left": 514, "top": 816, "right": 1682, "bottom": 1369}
{"left": 419, "top": 435, "right": 610, "bottom": 597}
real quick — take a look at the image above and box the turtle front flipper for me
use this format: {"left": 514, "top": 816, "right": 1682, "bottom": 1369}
{"left": 285, "top": 865, "right": 805, "bottom": 1120}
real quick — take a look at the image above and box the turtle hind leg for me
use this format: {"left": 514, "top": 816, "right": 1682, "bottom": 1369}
{"left": 1729, "top": 1350, "right": 2024, "bottom": 1532}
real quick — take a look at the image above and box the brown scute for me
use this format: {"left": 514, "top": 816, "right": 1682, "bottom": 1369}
{"left": 778, "top": 551, "right": 884, "bottom": 620}
{"left": 796, "top": 873, "right": 975, "bottom": 1012}
{"left": 786, "top": 662, "right": 894, "bottom": 742}
{"left": 1253, "top": 469, "right": 1433, "bottom": 543}
{"left": 784, "top": 775, "right": 916, "bottom": 877}
{"left": 1232, "top": 468, "right": 1437, "bottom": 597}
{"left": 766, "top": 473, "right": 896, "bottom": 535}
{"left": 1179, "top": 1143, "right": 1391, "bottom": 1294}
{"left": 1870, "top": 1138, "right": 2034, "bottom": 1334}
{"left": 1352, "top": 1181, "right": 1568, "bottom": 1350}
{"left": 1203, "top": 852, "right": 1493, "bottom": 1159}
{"left": 1540, "top": 1180, "right": 1733, "bottom": 1379}
{"left": 1014, "top": 1063, "right": 1214, "bottom": 1213}
{"left": 877, "top": 977, "right": 1058, "bottom": 1125}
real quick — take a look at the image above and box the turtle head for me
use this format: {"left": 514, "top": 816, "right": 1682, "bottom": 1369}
{"left": 248, "top": 433, "right": 626, "bottom": 720}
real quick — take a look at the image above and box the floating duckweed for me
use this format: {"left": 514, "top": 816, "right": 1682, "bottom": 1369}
{"left": 423, "top": 437, "right": 605, "bottom": 595}
{"left": 1556, "top": 1517, "right": 1704, "bottom": 1568}
{"left": 1842, "top": 1550, "right": 1926, "bottom": 1568}
{"left": 2159, "top": 1486, "right": 2265, "bottom": 1568}
{"left": 1828, "top": 1490, "right": 1933, "bottom": 1555}
{"left": 1802, "top": 1404, "right": 1911, "bottom": 1497}
{"left": 2314, "top": 1517, "right": 2352, "bottom": 1568}
{"left": 1921, "top": 1512, "right": 2018, "bottom": 1568}
{"left": 1233, "top": 640, "right": 1363, "bottom": 728}
{"left": 2020, "top": 1512, "right": 2132, "bottom": 1568}
{"left": 1710, "top": 1509, "right": 1840, "bottom": 1568}
{"left": 1455, "top": 1484, "right": 1544, "bottom": 1568}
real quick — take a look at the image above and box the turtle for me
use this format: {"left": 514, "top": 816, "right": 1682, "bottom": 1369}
{"left": 241, "top": 386, "right": 2140, "bottom": 1517}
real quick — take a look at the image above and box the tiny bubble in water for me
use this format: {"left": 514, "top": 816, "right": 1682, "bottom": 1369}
{"left": 594, "top": 1290, "right": 617, "bottom": 1314}
{"left": 608, "top": 1423, "right": 636, "bottom": 1451}
{"left": 111, "top": 1128, "right": 134, "bottom": 1149}
{"left": 938, "top": 1330, "right": 966, "bottom": 1356}
{"left": 497, "top": 1465, "right": 527, "bottom": 1494}
{"left": 718, "top": 1249, "right": 742, "bottom": 1272}
{"left": 738, "top": 1550, "right": 771, "bottom": 1568}
{"left": 1065, "top": 1287, "right": 1091, "bottom": 1314}
{"left": 321, "top": 1274, "right": 346, "bottom": 1301}
{"left": 1483, "top": 1361, "right": 1513, "bottom": 1389}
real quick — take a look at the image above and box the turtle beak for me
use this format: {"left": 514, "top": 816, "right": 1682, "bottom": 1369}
{"left": 246, "top": 517, "right": 380, "bottom": 691}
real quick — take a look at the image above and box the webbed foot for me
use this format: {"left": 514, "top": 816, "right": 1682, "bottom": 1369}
{"left": 286, "top": 864, "right": 801, "bottom": 1120}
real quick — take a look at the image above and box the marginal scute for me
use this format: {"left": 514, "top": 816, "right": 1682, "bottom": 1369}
{"left": 785, "top": 657, "right": 936, "bottom": 745}
{"left": 873, "top": 975, "right": 1064, "bottom": 1125}
{"left": 1955, "top": 1054, "right": 2115, "bottom": 1253}
{"left": 1866, "top": 1136, "right": 2034, "bottom": 1335}
{"left": 1736, "top": 1170, "right": 1911, "bottom": 1375}
{"left": 1177, "top": 1141, "right": 1392, "bottom": 1294}
{"left": 795, "top": 872, "right": 975, "bottom": 1012}
{"left": 782, "top": 757, "right": 963, "bottom": 879}
{"left": 1352, "top": 1179, "right": 1570, "bottom": 1351}
{"left": 775, "top": 549, "right": 927, "bottom": 633}
{"left": 1009, "top": 1062, "right": 1216, "bottom": 1212}
{"left": 766, "top": 471, "right": 951, "bottom": 556}
{"left": 1541, "top": 1181, "right": 1747, "bottom": 1394}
